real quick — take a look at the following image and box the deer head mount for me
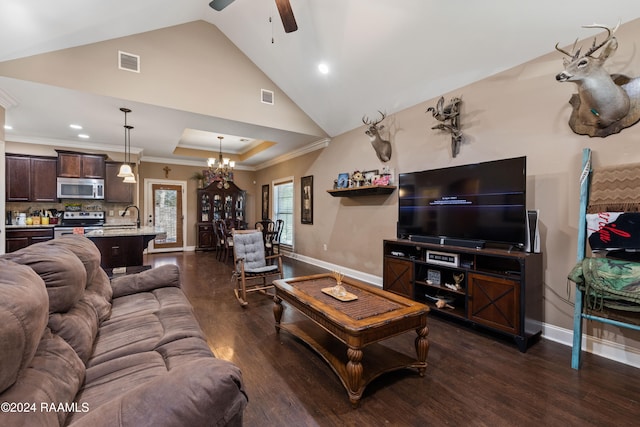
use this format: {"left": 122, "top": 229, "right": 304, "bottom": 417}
{"left": 555, "top": 24, "right": 640, "bottom": 137}
{"left": 362, "top": 111, "right": 392, "bottom": 162}
{"left": 426, "top": 96, "right": 463, "bottom": 157}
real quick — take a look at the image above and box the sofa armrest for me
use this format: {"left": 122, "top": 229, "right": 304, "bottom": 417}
{"left": 110, "top": 264, "right": 180, "bottom": 298}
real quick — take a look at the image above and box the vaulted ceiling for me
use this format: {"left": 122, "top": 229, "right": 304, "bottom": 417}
{"left": 1, "top": 1, "right": 639, "bottom": 168}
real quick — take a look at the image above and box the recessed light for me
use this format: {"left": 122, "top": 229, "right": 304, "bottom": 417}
{"left": 318, "top": 63, "right": 329, "bottom": 74}
{"left": 70, "top": 124, "right": 83, "bottom": 130}
{"left": 4, "top": 125, "right": 13, "bottom": 130}
{"left": 78, "top": 134, "right": 90, "bottom": 139}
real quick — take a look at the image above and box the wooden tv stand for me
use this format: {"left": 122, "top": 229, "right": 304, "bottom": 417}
{"left": 383, "top": 239, "right": 542, "bottom": 351}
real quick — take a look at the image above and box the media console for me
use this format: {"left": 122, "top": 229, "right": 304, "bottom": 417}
{"left": 383, "top": 239, "right": 542, "bottom": 352}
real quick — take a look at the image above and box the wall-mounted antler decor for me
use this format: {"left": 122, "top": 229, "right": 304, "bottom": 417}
{"left": 426, "top": 96, "right": 463, "bottom": 157}
{"left": 555, "top": 23, "right": 640, "bottom": 137}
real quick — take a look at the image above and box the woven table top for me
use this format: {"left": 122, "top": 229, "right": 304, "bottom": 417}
{"left": 291, "top": 277, "right": 402, "bottom": 320}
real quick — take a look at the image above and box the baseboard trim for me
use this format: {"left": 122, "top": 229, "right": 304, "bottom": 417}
{"left": 286, "top": 252, "right": 640, "bottom": 369}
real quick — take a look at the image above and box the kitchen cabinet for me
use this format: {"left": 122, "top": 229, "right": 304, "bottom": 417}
{"left": 5, "top": 154, "right": 57, "bottom": 202}
{"left": 57, "top": 151, "right": 107, "bottom": 179}
{"left": 6, "top": 227, "right": 54, "bottom": 253}
{"left": 105, "top": 162, "right": 134, "bottom": 203}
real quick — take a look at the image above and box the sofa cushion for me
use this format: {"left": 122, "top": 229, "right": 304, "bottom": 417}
{"left": 5, "top": 245, "right": 86, "bottom": 313}
{"left": 0, "top": 260, "right": 48, "bottom": 394}
{"left": 43, "top": 236, "right": 113, "bottom": 322}
{"left": 89, "top": 287, "right": 206, "bottom": 367}
{"left": 0, "top": 329, "right": 85, "bottom": 427}
{"left": 48, "top": 296, "right": 99, "bottom": 364}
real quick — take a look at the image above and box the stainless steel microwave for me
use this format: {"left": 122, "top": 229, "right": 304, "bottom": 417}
{"left": 57, "top": 177, "right": 104, "bottom": 199}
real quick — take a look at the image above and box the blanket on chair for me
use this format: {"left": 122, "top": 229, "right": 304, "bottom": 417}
{"left": 569, "top": 257, "right": 640, "bottom": 312}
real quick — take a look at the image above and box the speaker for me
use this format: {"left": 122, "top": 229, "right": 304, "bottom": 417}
{"left": 444, "top": 237, "right": 485, "bottom": 249}
{"left": 526, "top": 209, "right": 540, "bottom": 253}
{"left": 409, "top": 235, "right": 443, "bottom": 244}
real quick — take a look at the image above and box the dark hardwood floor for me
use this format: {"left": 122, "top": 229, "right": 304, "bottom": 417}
{"left": 144, "top": 251, "right": 640, "bottom": 427}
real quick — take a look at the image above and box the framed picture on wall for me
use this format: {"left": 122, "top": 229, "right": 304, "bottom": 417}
{"left": 261, "top": 184, "right": 270, "bottom": 220}
{"left": 301, "top": 175, "right": 313, "bottom": 224}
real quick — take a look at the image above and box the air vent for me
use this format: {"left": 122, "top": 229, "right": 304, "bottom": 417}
{"left": 261, "top": 89, "right": 274, "bottom": 105}
{"left": 118, "top": 51, "right": 140, "bottom": 73}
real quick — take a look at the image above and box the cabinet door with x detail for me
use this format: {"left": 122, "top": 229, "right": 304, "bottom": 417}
{"left": 383, "top": 257, "right": 414, "bottom": 299}
{"left": 467, "top": 273, "right": 520, "bottom": 335}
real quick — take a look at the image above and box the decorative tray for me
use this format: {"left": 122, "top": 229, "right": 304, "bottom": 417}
{"left": 321, "top": 287, "right": 358, "bottom": 302}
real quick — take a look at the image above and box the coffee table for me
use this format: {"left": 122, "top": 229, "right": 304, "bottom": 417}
{"left": 273, "top": 273, "right": 429, "bottom": 406}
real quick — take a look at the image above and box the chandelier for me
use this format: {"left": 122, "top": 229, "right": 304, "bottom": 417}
{"left": 117, "top": 107, "right": 136, "bottom": 184}
{"left": 207, "top": 136, "right": 235, "bottom": 189}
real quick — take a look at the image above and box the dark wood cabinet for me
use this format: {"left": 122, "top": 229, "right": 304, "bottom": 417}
{"left": 383, "top": 256, "right": 414, "bottom": 298}
{"left": 6, "top": 228, "right": 54, "bottom": 252}
{"left": 383, "top": 239, "right": 542, "bottom": 351}
{"left": 57, "top": 151, "right": 106, "bottom": 179}
{"left": 30, "top": 157, "right": 58, "bottom": 202}
{"left": 6, "top": 154, "right": 57, "bottom": 202}
{"left": 195, "top": 181, "right": 246, "bottom": 251}
{"left": 196, "top": 223, "right": 216, "bottom": 250}
{"left": 88, "top": 236, "right": 144, "bottom": 268}
{"left": 105, "top": 162, "right": 134, "bottom": 203}
{"left": 6, "top": 155, "right": 30, "bottom": 201}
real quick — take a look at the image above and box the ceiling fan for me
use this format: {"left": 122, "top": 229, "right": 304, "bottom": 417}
{"left": 209, "top": 0, "right": 298, "bottom": 33}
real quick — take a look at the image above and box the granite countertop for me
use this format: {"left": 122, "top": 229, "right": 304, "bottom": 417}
{"left": 84, "top": 226, "right": 167, "bottom": 239}
{"left": 6, "top": 224, "right": 58, "bottom": 229}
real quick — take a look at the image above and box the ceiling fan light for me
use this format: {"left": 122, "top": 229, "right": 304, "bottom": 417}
{"left": 117, "top": 163, "right": 132, "bottom": 177}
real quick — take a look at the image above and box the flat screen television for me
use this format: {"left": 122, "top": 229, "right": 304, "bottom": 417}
{"left": 397, "top": 156, "right": 527, "bottom": 249}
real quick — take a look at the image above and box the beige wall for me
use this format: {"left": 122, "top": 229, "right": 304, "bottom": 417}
{"left": 139, "top": 162, "right": 256, "bottom": 247}
{"left": 255, "top": 19, "right": 640, "bottom": 351}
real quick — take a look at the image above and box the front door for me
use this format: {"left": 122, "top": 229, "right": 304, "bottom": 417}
{"left": 147, "top": 182, "right": 184, "bottom": 251}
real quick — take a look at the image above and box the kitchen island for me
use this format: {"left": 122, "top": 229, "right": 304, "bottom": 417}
{"left": 85, "top": 226, "right": 166, "bottom": 269}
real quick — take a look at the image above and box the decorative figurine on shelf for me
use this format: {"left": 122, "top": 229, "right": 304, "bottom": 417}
{"left": 453, "top": 273, "right": 465, "bottom": 291}
{"left": 362, "top": 111, "right": 392, "bottom": 162}
{"left": 426, "top": 96, "right": 463, "bottom": 157}
{"left": 555, "top": 23, "right": 640, "bottom": 137}
{"left": 352, "top": 171, "right": 365, "bottom": 187}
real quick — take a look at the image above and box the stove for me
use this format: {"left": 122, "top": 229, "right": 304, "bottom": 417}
{"left": 54, "top": 211, "right": 105, "bottom": 238}
{"left": 60, "top": 211, "right": 105, "bottom": 227}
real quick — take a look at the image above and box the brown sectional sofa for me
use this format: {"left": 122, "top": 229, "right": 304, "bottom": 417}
{"left": 0, "top": 235, "right": 247, "bottom": 426}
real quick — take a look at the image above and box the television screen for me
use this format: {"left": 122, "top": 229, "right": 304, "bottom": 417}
{"left": 398, "top": 157, "right": 527, "bottom": 248}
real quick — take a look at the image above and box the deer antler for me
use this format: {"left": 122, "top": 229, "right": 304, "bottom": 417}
{"left": 362, "top": 110, "right": 386, "bottom": 126}
{"left": 582, "top": 23, "right": 618, "bottom": 57}
{"left": 556, "top": 23, "right": 619, "bottom": 59}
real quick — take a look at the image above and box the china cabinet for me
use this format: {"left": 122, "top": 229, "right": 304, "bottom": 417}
{"left": 196, "top": 181, "right": 246, "bottom": 250}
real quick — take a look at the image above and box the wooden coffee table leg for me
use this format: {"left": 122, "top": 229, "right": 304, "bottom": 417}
{"left": 273, "top": 296, "right": 283, "bottom": 332}
{"left": 346, "top": 347, "right": 363, "bottom": 407}
{"left": 415, "top": 324, "right": 429, "bottom": 376}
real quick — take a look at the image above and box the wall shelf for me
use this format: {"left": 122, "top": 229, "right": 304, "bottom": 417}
{"left": 327, "top": 185, "right": 396, "bottom": 197}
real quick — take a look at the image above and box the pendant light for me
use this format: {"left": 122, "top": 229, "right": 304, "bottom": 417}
{"left": 117, "top": 107, "right": 136, "bottom": 183}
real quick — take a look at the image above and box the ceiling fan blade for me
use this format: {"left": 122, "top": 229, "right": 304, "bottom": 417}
{"left": 209, "top": 0, "right": 235, "bottom": 11}
{"left": 275, "top": 0, "right": 298, "bottom": 33}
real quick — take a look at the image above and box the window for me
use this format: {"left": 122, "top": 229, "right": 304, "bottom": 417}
{"left": 273, "top": 179, "right": 294, "bottom": 246}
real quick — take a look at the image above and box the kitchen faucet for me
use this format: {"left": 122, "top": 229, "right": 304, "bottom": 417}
{"left": 122, "top": 205, "right": 140, "bottom": 228}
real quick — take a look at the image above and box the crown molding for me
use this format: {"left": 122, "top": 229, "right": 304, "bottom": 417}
{"left": 256, "top": 138, "right": 331, "bottom": 170}
{"left": 0, "top": 88, "right": 19, "bottom": 109}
